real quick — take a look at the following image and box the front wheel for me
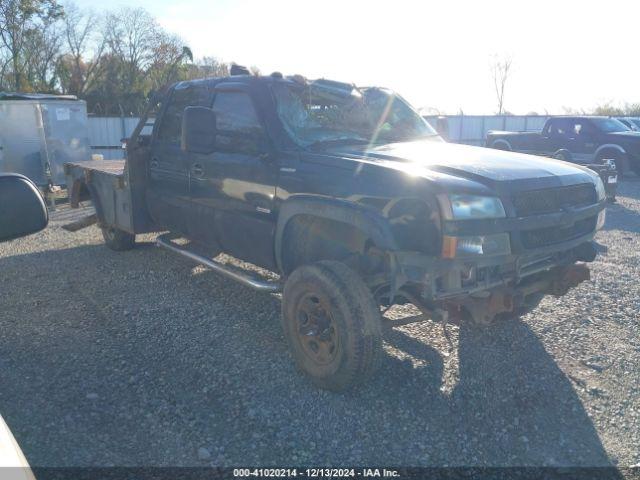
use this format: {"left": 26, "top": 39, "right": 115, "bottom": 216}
{"left": 281, "top": 260, "right": 383, "bottom": 391}
{"left": 101, "top": 226, "right": 135, "bottom": 251}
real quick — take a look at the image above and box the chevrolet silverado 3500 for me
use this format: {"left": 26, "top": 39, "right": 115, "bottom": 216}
{"left": 64, "top": 74, "right": 606, "bottom": 390}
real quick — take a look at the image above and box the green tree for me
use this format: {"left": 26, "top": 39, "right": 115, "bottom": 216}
{"left": 0, "top": 0, "right": 63, "bottom": 90}
{"left": 23, "top": 16, "right": 63, "bottom": 91}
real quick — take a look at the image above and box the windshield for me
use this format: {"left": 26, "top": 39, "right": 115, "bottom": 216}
{"left": 590, "top": 118, "right": 631, "bottom": 133}
{"left": 272, "top": 80, "right": 439, "bottom": 148}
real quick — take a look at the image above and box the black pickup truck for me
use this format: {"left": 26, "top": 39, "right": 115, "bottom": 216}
{"left": 64, "top": 74, "right": 607, "bottom": 391}
{"left": 486, "top": 116, "right": 640, "bottom": 175}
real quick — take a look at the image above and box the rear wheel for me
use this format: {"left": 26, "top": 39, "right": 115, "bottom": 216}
{"left": 281, "top": 260, "right": 383, "bottom": 391}
{"left": 101, "top": 226, "right": 135, "bottom": 251}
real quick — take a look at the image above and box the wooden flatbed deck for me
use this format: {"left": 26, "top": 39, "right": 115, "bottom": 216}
{"left": 65, "top": 159, "right": 125, "bottom": 176}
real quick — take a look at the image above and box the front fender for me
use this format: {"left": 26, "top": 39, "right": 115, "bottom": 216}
{"left": 594, "top": 143, "right": 626, "bottom": 159}
{"left": 274, "top": 195, "right": 398, "bottom": 273}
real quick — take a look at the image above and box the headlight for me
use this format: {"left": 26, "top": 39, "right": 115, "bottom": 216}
{"left": 441, "top": 194, "right": 506, "bottom": 220}
{"left": 594, "top": 177, "right": 606, "bottom": 202}
{"left": 442, "top": 233, "right": 511, "bottom": 258}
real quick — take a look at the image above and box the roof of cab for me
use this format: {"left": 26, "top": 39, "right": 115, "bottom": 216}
{"left": 172, "top": 74, "right": 297, "bottom": 91}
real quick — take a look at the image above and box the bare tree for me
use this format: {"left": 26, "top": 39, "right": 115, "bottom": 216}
{"left": 188, "top": 56, "right": 229, "bottom": 79}
{"left": 57, "top": 2, "right": 104, "bottom": 95}
{"left": 103, "top": 7, "right": 158, "bottom": 89}
{"left": 0, "top": 2, "right": 248, "bottom": 113}
{"left": 0, "top": 0, "right": 63, "bottom": 90}
{"left": 491, "top": 55, "right": 512, "bottom": 115}
{"left": 146, "top": 31, "right": 187, "bottom": 90}
{"left": 81, "top": 7, "right": 195, "bottom": 115}
{"left": 24, "top": 16, "right": 64, "bottom": 91}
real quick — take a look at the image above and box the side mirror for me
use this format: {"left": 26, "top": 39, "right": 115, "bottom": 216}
{"left": 181, "top": 106, "right": 217, "bottom": 154}
{"left": 0, "top": 174, "right": 48, "bottom": 242}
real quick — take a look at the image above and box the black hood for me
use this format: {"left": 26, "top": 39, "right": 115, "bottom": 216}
{"left": 321, "top": 139, "right": 597, "bottom": 193}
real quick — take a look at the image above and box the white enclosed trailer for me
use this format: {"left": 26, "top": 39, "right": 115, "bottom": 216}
{"left": 0, "top": 93, "right": 91, "bottom": 188}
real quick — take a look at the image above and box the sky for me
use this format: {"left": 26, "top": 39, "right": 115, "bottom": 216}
{"left": 72, "top": 0, "right": 640, "bottom": 115}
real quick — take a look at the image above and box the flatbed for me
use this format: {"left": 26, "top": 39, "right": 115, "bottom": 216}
{"left": 65, "top": 159, "right": 126, "bottom": 176}
{"left": 64, "top": 158, "right": 152, "bottom": 234}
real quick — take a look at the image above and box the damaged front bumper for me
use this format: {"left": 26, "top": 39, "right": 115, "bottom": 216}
{"left": 385, "top": 195, "right": 606, "bottom": 324}
{"left": 390, "top": 237, "right": 599, "bottom": 325}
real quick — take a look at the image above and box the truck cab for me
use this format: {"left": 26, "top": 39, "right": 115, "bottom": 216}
{"left": 144, "top": 78, "right": 281, "bottom": 269}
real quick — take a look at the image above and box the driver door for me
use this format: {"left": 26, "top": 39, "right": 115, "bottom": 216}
{"left": 566, "top": 120, "right": 596, "bottom": 164}
{"left": 544, "top": 118, "right": 571, "bottom": 155}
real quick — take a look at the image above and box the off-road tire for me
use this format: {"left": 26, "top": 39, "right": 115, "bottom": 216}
{"left": 101, "top": 226, "right": 135, "bottom": 251}
{"left": 281, "top": 260, "right": 383, "bottom": 391}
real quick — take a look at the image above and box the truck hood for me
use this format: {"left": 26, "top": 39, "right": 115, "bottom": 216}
{"left": 322, "top": 139, "right": 596, "bottom": 191}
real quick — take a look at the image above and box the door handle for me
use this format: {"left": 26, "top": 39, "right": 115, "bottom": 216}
{"left": 191, "top": 164, "right": 204, "bottom": 177}
{"left": 150, "top": 158, "right": 159, "bottom": 169}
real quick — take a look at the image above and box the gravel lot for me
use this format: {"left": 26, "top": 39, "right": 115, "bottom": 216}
{"left": 0, "top": 180, "right": 639, "bottom": 469}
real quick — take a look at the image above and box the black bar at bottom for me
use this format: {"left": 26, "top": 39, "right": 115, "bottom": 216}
{"left": 9, "top": 466, "right": 635, "bottom": 480}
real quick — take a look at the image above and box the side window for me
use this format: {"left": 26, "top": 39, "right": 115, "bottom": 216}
{"left": 548, "top": 119, "right": 570, "bottom": 137}
{"left": 581, "top": 121, "right": 596, "bottom": 136}
{"left": 156, "top": 84, "right": 210, "bottom": 144}
{"left": 212, "top": 91, "right": 266, "bottom": 154}
{"left": 573, "top": 122, "right": 582, "bottom": 136}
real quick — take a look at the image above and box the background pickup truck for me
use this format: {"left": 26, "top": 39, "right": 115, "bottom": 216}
{"left": 64, "top": 73, "right": 607, "bottom": 391}
{"left": 486, "top": 116, "right": 640, "bottom": 176}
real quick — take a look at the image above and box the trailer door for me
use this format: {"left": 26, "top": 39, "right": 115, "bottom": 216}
{"left": 0, "top": 102, "right": 47, "bottom": 185}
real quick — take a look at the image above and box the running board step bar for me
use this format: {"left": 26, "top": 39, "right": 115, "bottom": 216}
{"left": 156, "top": 234, "right": 282, "bottom": 293}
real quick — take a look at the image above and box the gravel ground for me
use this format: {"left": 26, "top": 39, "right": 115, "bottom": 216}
{"left": 0, "top": 181, "right": 639, "bottom": 469}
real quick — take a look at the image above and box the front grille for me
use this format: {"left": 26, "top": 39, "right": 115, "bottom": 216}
{"left": 513, "top": 184, "right": 596, "bottom": 217}
{"left": 521, "top": 216, "right": 597, "bottom": 249}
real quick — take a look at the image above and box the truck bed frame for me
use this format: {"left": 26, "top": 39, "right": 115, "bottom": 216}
{"left": 64, "top": 156, "right": 155, "bottom": 235}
